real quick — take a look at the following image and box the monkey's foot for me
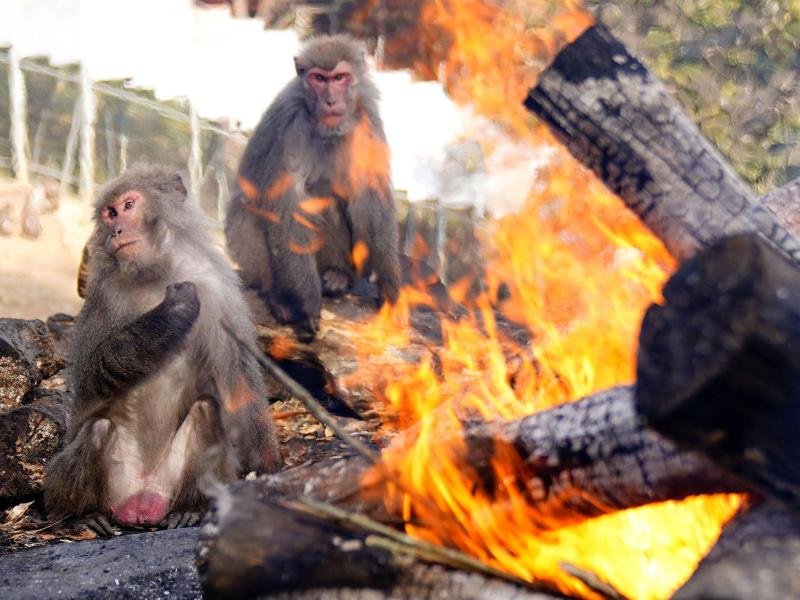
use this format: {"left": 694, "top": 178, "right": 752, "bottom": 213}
{"left": 80, "top": 513, "right": 118, "bottom": 538}
{"left": 321, "top": 269, "right": 352, "bottom": 297}
{"left": 159, "top": 511, "right": 202, "bottom": 529}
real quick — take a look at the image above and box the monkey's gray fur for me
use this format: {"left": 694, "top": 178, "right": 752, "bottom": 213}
{"left": 225, "top": 34, "right": 401, "bottom": 341}
{"left": 45, "top": 165, "right": 281, "bottom": 528}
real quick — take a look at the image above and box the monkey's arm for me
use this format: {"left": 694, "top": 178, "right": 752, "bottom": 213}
{"left": 348, "top": 186, "right": 401, "bottom": 304}
{"left": 73, "top": 281, "right": 200, "bottom": 398}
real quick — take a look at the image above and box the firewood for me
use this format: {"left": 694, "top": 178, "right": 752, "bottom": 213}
{"left": 636, "top": 233, "right": 800, "bottom": 512}
{"left": 0, "top": 318, "right": 65, "bottom": 412}
{"left": 674, "top": 500, "right": 800, "bottom": 600}
{"left": 464, "top": 385, "right": 744, "bottom": 526}
{"left": 250, "top": 386, "right": 744, "bottom": 530}
{"left": 0, "top": 388, "right": 68, "bottom": 501}
{"left": 197, "top": 487, "right": 560, "bottom": 600}
{"left": 761, "top": 176, "right": 800, "bottom": 239}
{"left": 524, "top": 23, "right": 800, "bottom": 267}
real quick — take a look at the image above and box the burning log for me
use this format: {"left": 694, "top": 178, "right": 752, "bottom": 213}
{"left": 464, "top": 385, "right": 743, "bottom": 526}
{"left": 197, "top": 487, "right": 559, "bottom": 600}
{"left": 243, "top": 386, "right": 744, "bottom": 530}
{"left": 636, "top": 233, "right": 800, "bottom": 512}
{"left": 674, "top": 500, "right": 800, "bottom": 600}
{"left": 524, "top": 23, "right": 800, "bottom": 267}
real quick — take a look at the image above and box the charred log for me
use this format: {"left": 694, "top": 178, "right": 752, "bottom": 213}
{"left": 251, "top": 386, "right": 744, "bottom": 530}
{"left": 761, "top": 176, "right": 800, "bottom": 239}
{"left": 197, "top": 487, "right": 558, "bottom": 600}
{"left": 675, "top": 500, "right": 800, "bottom": 600}
{"left": 637, "top": 233, "right": 800, "bottom": 512}
{"left": 464, "top": 385, "right": 744, "bottom": 526}
{"left": 0, "top": 318, "right": 64, "bottom": 412}
{"left": 0, "top": 388, "right": 68, "bottom": 502}
{"left": 524, "top": 23, "right": 800, "bottom": 267}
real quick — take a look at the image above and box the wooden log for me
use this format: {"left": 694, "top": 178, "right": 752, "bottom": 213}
{"left": 465, "top": 385, "right": 744, "bottom": 526}
{"left": 524, "top": 23, "right": 800, "bottom": 267}
{"left": 674, "top": 500, "right": 800, "bottom": 600}
{"left": 0, "top": 388, "right": 67, "bottom": 501}
{"left": 636, "top": 233, "right": 800, "bottom": 512}
{"left": 761, "top": 176, "right": 800, "bottom": 239}
{"left": 0, "top": 318, "right": 65, "bottom": 412}
{"left": 197, "top": 487, "right": 559, "bottom": 600}
{"left": 251, "top": 386, "right": 744, "bottom": 529}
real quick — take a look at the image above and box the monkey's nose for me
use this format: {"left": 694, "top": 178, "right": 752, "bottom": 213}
{"left": 111, "top": 227, "right": 122, "bottom": 237}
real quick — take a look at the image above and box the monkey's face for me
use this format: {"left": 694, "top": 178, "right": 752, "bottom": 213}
{"left": 100, "top": 190, "right": 152, "bottom": 263}
{"left": 306, "top": 61, "right": 357, "bottom": 136}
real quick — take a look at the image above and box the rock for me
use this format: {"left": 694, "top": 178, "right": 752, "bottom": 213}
{"left": 0, "top": 528, "right": 202, "bottom": 600}
{"left": 0, "top": 319, "right": 65, "bottom": 412}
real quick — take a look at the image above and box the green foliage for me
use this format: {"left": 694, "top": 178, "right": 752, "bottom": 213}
{"left": 587, "top": 0, "right": 800, "bottom": 192}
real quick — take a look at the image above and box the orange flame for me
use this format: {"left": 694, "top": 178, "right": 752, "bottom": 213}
{"left": 337, "top": 113, "right": 391, "bottom": 197}
{"left": 335, "top": 0, "right": 748, "bottom": 597}
{"left": 352, "top": 240, "right": 370, "bottom": 273}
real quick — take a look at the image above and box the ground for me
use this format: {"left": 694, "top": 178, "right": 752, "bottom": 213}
{"left": 0, "top": 180, "right": 91, "bottom": 321}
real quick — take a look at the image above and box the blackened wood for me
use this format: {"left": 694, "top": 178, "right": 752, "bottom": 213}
{"left": 636, "top": 233, "right": 800, "bottom": 512}
{"left": 674, "top": 500, "right": 800, "bottom": 600}
{"left": 465, "top": 385, "right": 744, "bottom": 526}
{"left": 0, "top": 318, "right": 65, "bottom": 412}
{"left": 197, "top": 488, "right": 557, "bottom": 600}
{"left": 251, "top": 387, "right": 743, "bottom": 529}
{"left": 524, "top": 24, "right": 800, "bottom": 266}
{"left": 0, "top": 389, "right": 67, "bottom": 501}
{"left": 761, "top": 176, "right": 800, "bottom": 239}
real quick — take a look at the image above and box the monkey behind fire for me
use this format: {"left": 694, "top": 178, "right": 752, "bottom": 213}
{"left": 226, "top": 34, "right": 401, "bottom": 342}
{"left": 45, "top": 165, "right": 281, "bottom": 533}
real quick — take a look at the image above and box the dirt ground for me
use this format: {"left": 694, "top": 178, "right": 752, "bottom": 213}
{"left": 0, "top": 180, "right": 92, "bottom": 321}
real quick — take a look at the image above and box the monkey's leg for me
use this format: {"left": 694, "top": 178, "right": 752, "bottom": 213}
{"left": 224, "top": 193, "right": 274, "bottom": 291}
{"left": 262, "top": 213, "right": 323, "bottom": 341}
{"left": 44, "top": 418, "right": 113, "bottom": 523}
{"left": 347, "top": 192, "right": 401, "bottom": 304}
{"left": 219, "top": 376, "right": 282, "bottom": 474}
{"left": 154, "top": 398, "right": 237, "bottom": 527}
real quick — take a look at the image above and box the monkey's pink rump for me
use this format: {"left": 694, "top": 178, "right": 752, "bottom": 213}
{"left": 112, "top": 491, "right": 169, "bottom": 526}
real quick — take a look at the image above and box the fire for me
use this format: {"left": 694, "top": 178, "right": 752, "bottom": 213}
{"left": 336, "top": 1, "right": 746, "bottom": 598}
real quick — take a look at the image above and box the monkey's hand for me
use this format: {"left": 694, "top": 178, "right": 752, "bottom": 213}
{"left": 159, "top": 281, "right": 201, "bottom": 328}
{"left": 78, "top": 281, "right": 202, "bottom": 397}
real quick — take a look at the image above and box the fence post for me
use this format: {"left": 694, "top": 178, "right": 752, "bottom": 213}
{"left": 188, "top": 103, "right": 202, "bottom": 202}
{"left": 59, "top": 98, "right": 81, "bottom": 197}
{"left": 79, "top": 64, "right": 96, "bottom": 202}
{"left": 8, "top": 46, "right": 30, "bottom": 185}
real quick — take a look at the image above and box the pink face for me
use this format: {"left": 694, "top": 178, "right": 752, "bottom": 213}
{"left": 101, "top": 190, "right": 146, "bottom": 261}
{"left": 306, "top": 61, "right": 355, "bottom": 127}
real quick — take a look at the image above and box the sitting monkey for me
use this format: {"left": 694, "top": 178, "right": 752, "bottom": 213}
{"left": 45, "top": 165, "right": 281, "bottom": 534}
{"left": 226, "top": 34, "right": 401, "bottom": 342}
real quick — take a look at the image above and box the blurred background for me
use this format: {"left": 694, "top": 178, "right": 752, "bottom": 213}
{"left": 0, "top": 0, "right": 797, "bottom": 318}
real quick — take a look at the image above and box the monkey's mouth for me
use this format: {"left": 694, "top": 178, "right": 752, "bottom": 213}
{"left": 319, "top": 112, "right": 346, "bottom": 127}
{"left": 113, "top": 240, "right": 141, "bottom": 255}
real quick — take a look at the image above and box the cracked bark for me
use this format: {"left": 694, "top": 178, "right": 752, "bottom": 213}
{"left": 248, "top": 387, "right": 744, "bottom": 530}
{"left": 525, "top": 23, "right": 800, "bottom": 267}
{"left": 197, "top": 486, "right": 558, "bottom": 600}
{"left": 636, "top": 234, "right": 800, "bottom": 513}
{"left": 675, "top": 499, "right": 800, "bottom": 600}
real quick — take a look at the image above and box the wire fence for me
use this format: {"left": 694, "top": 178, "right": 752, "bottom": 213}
{"left": 0, "top": 45, "right": 483, "bottom": 284}
{"left": 0, "top": 47, "right": 243, "bottom": 222}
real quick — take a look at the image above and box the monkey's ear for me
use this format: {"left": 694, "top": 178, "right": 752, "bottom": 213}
{"left": 294, "top": 56, "right": 308, "bottom": 77}
{"left": 169, "top": 172, "right": 188, "bottom": 198}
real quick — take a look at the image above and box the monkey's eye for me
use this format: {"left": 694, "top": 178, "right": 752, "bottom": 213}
{"left": 124, "top": 199, "right": 135, "bottom": 210}
{"left": 106, "top": 207, "right": 118, "bottom": 218}
{"left": 334, "top": 73, "right": 347, "bottom": 82}
{"left": 312, "top": 73, "right": 326, "bottom": 83}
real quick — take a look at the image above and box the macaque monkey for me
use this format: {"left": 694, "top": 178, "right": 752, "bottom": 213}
{"left": 226, "top": 34, "right": 401, "bottom": 342}
{"left": 45, "top": 165, "right": 281, "bottom": 534}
